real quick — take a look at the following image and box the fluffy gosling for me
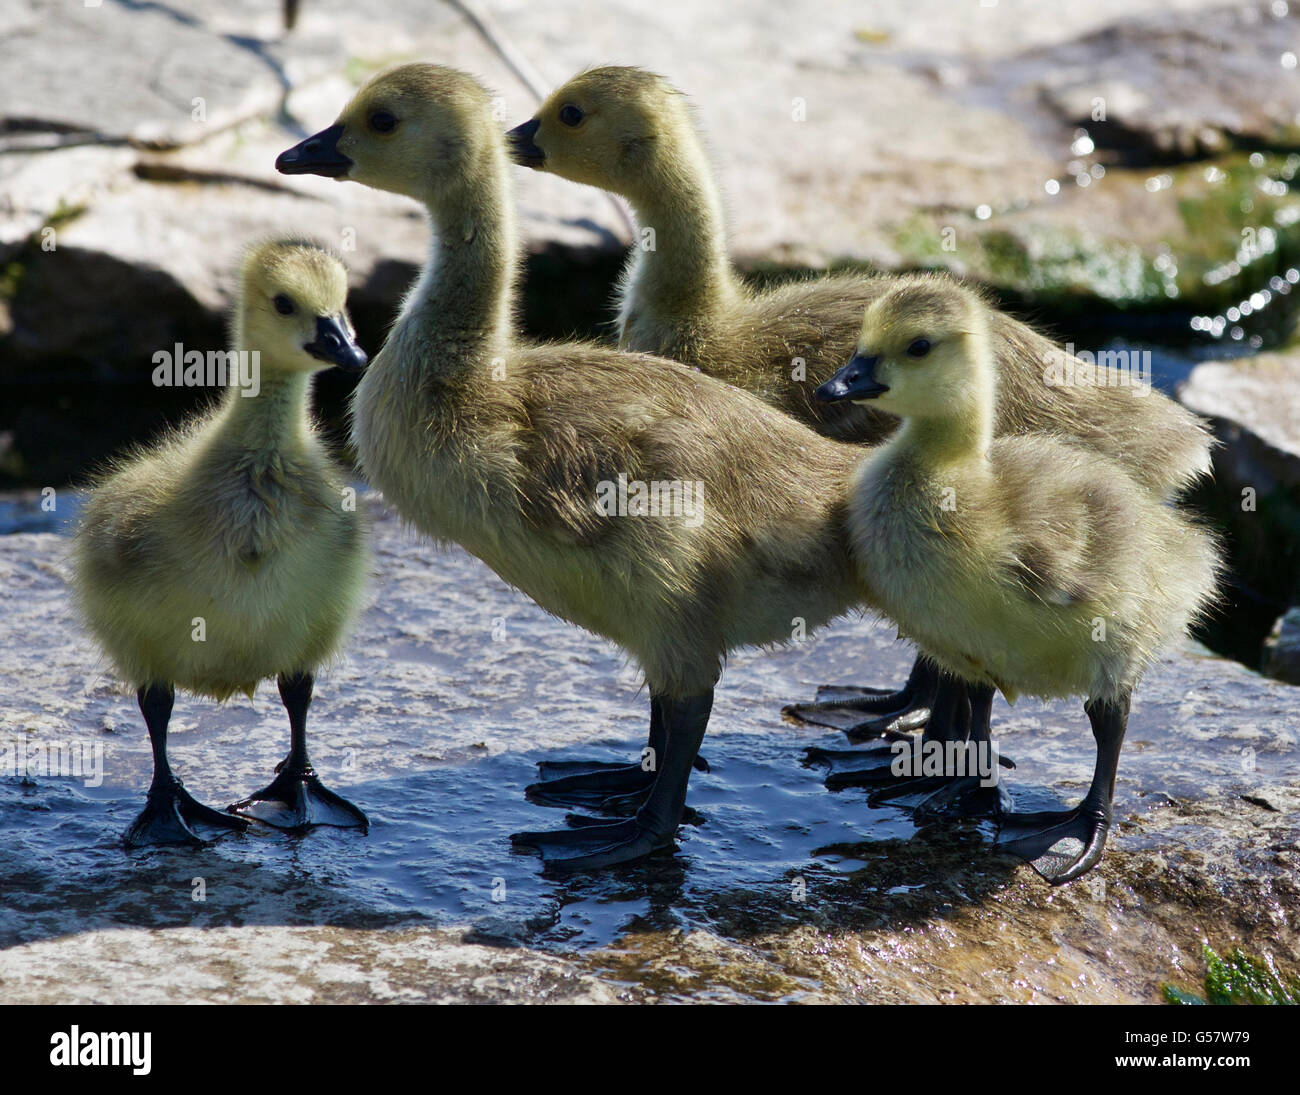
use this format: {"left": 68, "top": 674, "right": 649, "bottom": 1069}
{"left": 73, "top": 240, "right": 370, "bottom": 846}
{"left": 817, "top": 276, "right": 1220, "bottom": 882}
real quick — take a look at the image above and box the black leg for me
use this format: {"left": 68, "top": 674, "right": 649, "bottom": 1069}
{"left": 784, "top": 656, "right": 937, "bottom": 741}
{"left": 865, "top": 675, "right": 970, "bottom": 802}
{"left": 804, "top": 673, "right": 1012, "bottom": 820}
{"left": 512, "top": 690, "right": 714, "bottom": 870}
{"left": 911, "top": 681, "right": 1012, "bottom": 821}
{"left": 995, "top": 690, "right": 1129, "bottom": 884}
{"left": 527, "top": 693, "right": 707, "bottom": 812}
{"left": 227, "top": 672, "right": 368, "bottom": 831}
{"left": 805, "top": 670, "right": 962, "bottom": 787}
{"left": 122, "top": 682, "right": 248, "bottom": 848}
{"left": 142, "top": 683, "right": 176, "bottom": 785}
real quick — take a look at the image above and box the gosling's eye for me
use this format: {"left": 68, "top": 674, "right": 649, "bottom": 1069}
{"left": 558, "top": 104, "right": 585, "bottom": 127}
{"left": 369, "top": 110, "right": 398, "bottom": 133}
{"left": 273, "top": 294, "right": 295, "bottom": 316}
{"left": 906, "top": 338, "right": 931, "bottom": 358}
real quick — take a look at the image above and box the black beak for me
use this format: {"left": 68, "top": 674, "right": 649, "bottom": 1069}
{"left": 305, "top": 315, "right": 367, "bottom": 373}
{"left": 276, "top": 124, "right": 352, "bottom": 178}
{"left": 816, "top": 353, "right": 889, "bottom": 402}
{"left": 506, "top": 118, "right": 545, "bottom": 168}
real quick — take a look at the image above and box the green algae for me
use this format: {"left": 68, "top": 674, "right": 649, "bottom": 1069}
{"left": 1164, "top": 946, "right": 1300, "bottom": 1005}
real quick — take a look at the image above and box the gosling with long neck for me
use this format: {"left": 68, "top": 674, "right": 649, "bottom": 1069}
{"left": 276, "top": 64, "right": 872, "bottom": 870}
{"left": 508, "top": 66, "right": 1216, "bottom": 744}
{"left": 73, "top": 241, "right": 371, "bottom": 845}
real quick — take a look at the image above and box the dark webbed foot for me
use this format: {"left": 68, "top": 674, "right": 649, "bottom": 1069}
{"left": 802, "top": 749, "right": 1008, "bottom": 818}
{"left": 806, "top": 679, "right": 1011, "bottom": 820}
{"left": 124, "top": 682, "right": 250, "bottom": 848}
{"left": 227, "top": 672, "right": 368, "bottom": 831}
{"left": 995, "top": 806, "right": 1109, "bottom": 884}
{"left": 535, "top": 759, "right": 645, "bottom": 781}
{"left": 229, "top": 759, "right": 368, "bottom": 830}
{"left": 995, "top": 692, "right": 1130, "bottom": 885}
{"left": 513, "top": 691, "right": 713, "bottom": 872}
{"left": 784, "top": 688, "right": 931, "bottom": 740}
{"left": 803, "top": 744, "right": 907, "bottom": 788}
{"left": 784, "top": 658, "right": 938, "bottom": 741}
{"left": 527, "top": 762, "right": 657, "bottom": 810}
{"left": 124, "top": 777, "right": 249, "bottom": 848}
{"left": 511, "top": 815, "right": 670, "bottom": 871}
{"left": 528, "top": 697, "right": 708, "bottom": 811}
{"left": 910, "top": 774, "right": 1011, "bottom": 822}
{"left": 535, "top": 755, "right": 709, "bottom": 782}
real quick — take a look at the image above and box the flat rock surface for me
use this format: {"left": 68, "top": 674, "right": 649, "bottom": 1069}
{"left": 1182, "top": 350, "right": 1300, "bottom": 460}
{"left": 1, "top": 501, "right": 1295, "bottom": 1003}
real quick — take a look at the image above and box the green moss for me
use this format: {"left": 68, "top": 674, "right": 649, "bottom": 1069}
{"left": 976, "top": 229, "right": 1035, "bottom": 287}
{"left": 45, "top": 199, "right": 87, "bottom": 232}
{"left": 888, "top": 152, "right": 1300, "bottom": 312}
{"left": 1163, "top": 946, "right": 1300, "bottom": 1005}
{"left": 890, "top": 212, "right": 950, "bottom": 266}
{"left": 890, "top": 214, "right": 1165, "bottom": 306}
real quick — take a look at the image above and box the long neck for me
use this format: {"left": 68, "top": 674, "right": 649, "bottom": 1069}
{"left": 622, "top": 128, "right": 739, "bottom": 322}
{"left": 215, "top": 325, "right": 314, "bottom": 455}
{"left": 397, "top": 149, "right": 518, "bottom": 371}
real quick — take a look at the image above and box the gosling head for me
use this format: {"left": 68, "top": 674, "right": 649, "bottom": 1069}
{"left": 816, "top": 279, "right": 990, "bottom": 418}
{"left": 276, "top": 64, "right": 501, "bottom": 203}
{"left": 506, "top": 66, "right": 689, "bottom": 198}
{"left": 239, "top": 240, "right": 367, "bottom": 373}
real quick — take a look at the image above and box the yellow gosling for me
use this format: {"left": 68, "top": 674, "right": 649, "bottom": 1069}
{"left": 73, "top": 240, "right": 370, "bottom": 846}
{"left": 817, "top": 276, "right": 1221, "bottom": 883}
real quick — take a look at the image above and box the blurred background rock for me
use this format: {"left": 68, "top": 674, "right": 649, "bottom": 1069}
{"left": 2, "top": 0, "right": 1298, "bottom": 677}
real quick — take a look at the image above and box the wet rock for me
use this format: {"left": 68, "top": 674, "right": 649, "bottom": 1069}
{"left": 1016, "top": 2, "right": 1300, "bottom": 162}
{"left": 0, "top": 925, "right": 633, "bottom": 1004}
{"left": 1179, "top": 350, "right": 1300, "bottom": 663}
{"left": 0, "top": 500, "right": 1296, "bottom": 1003}
{"left": 1265, "top": 607, "right": 1300, "bottom": 684}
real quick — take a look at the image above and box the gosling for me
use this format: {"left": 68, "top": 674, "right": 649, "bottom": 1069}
{"left": 816, "top": 277, "right": 1220, "bottom": 883}
{"left": 73, "top": 240, "right": 371, "bottom": 846}
{"left": 275, "top": 64, "right": 871, "bottom": 870}
{"left": 507, "top": 66, "right": 1214, "bottom": 744}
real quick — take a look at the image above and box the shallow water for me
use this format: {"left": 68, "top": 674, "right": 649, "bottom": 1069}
{"left": 0, "top": 509, "right": 935, "bottom": 953}
{"left": 1, "top": 504, "right": 1294, "bottom": 998}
